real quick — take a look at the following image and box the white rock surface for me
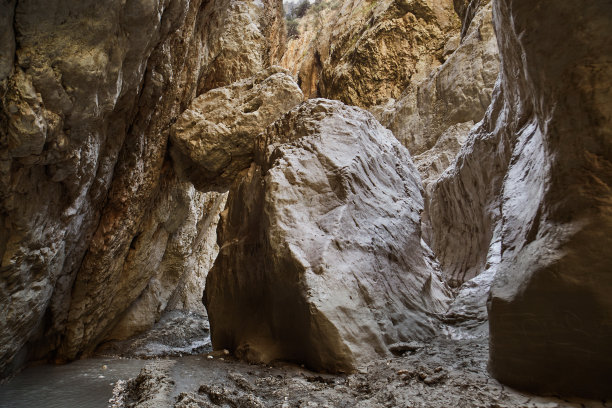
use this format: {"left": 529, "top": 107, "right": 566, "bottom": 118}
{"left": 205, "top": 99, "right": 451, "bottom": 372}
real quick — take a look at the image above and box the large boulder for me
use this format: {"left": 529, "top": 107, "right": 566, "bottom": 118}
{"left": 170, "top": 67, "right": 303, "bottom": 189}
{"left": 205, "top": 99, "right": 451, "bottom": 372}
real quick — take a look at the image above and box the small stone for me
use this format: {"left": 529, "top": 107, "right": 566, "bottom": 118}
{"left": 388, "top": 342, "right": 425, "bottom": 355}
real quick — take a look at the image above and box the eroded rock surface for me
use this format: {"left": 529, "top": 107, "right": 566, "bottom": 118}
{"left": 426, "top": 0, "right": 612, "bottom": 398}
{"left": 205, "top": 99, "right": 451, "bottom": 372}
{"left": 426, "top": 86, "right": 510, "bottom": 287}
{"left": 486, "top": 0, "right": 612, "bottom": 399}
{"left": 170, "top": 67, "right": 303, "bottom": 189}
{"left": 281, "top": 0, "right": 459, "bottom": 107}
{"left": 0, "top": 0, "right": 284, "bottom": 375}
{"left": 376, "top": 0, "right": 499, "bottom": 188}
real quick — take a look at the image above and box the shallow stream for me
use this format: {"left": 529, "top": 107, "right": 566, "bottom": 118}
{"left": 0, "top": 357, "right": 147, "bottom": 408}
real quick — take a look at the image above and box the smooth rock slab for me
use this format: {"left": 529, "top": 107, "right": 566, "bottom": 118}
{"left": 205, "top": 99, "right": 451, "bottom": 372}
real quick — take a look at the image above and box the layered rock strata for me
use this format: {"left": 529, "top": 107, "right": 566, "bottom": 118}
{"left": 205, "top": 99, "right": 451, "bottom": 372}
{"left": 0, "top": 0, "right": 284, "bottom": 375}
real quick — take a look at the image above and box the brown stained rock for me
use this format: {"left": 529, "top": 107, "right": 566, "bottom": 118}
{"left": 205, "top": 99, "right": 451, "bottom": 372}
{"left": 1, "top": 0, "right": 204, "bottom": 374}
{"left": 260, "top": 0, "right": 287, "bottom": 66}
{"left": 59, "top": 0, "right": 284, "bottom": 362}
{"left": 170, "top": 67, "right": 304, "bottom": 190}
{"left": 375, "top": 0, "right": 499, "bottom": 191}
{"left": 195, "top": 0, "right": 272, "bottom": 95}
{"left": 281, "top": 0, "right": 459, "bottom": 108}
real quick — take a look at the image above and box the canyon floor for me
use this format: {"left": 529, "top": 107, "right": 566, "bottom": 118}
{"left": 100, "top": 311, "right": 609, "bottom": 408}
{"left": 1, "top": 302, "right": 608, "bottom": 407}
{"left": 110, "top": 334, "right": 609, "bottom": 408}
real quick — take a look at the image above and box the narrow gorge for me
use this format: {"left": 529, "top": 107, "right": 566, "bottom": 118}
{"left": 0, "top": 0, "right": 610, "bottom": 407}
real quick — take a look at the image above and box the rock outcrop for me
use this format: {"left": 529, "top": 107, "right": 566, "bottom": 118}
{"left": 427, "top": 0, "right": 612, "bottom": 398}
{"left": 205, "top": 99, "right": 451, "bottom": 372}
{"left": 281, "top": 0, "right": 459, "bottom": 108}
{"left": 281, "top": 0, "right": 500, "bottom": 205}
{"left": 376, "top": 0, "right": 499, "bottom": 189}
{"left": 425, "top": 86, "right": 510, "bottom": 287}
{"left": 485, "top": 0, "right": 612, "bottom": 399}
{"left": 0, "top": 0, "right": 285, "bottom": 375}
{"left": 170, "top": 67, "right": 303, "bottom": 189}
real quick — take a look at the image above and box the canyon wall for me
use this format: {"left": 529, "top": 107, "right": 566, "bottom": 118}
{"left": 281, "top": 0, "right": 459, "bottom": 107}
{"left": 0, "top": 0, "right": 285, "bottom": 375}
{"left": 427, "top": 0, "right": 612, "bottom": 398}
{"left": 486, "top": 0, "right": 612, "bottom": 398}
{"left": 0, "top": 0, "right": 609, "bottom": 400}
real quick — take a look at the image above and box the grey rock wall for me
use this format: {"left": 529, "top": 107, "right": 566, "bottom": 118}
{"left": 427, "top": 0, "right": 612, "bottom": 398}
{"left": 487, "top": 0, "right": 612, "bottom": 399}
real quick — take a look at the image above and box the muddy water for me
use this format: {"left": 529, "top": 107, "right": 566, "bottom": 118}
{"left": 0, "top": 357, "right": 146, "bottom": 408}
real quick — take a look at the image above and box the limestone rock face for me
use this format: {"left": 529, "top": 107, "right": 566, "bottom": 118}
{"left": 260, "top": 0, "right": 287, "bottom": 66}
{"left": 281, "top": 0, "right": 459, "bottom": 108}
{"left": 195, "top": 0, "right": 285, "bottom": 94}
{"left": 377, "top": 0, "right": 499, "bottom": 188}
{"left": 102, "top": 186, "right": 227, "bottom": 341}
{"left": 426, "top": 86, "right": 511, "bottom": 287}
{"left": 170, "top": 67, "right": 303, "bottom": 189}
{"left": 0, "top": 0, "right": 283, "bottom": 375}
{"left": 426, "top": 0, "right": 612, "bottom": 398}
{"left": 485, "top": 0, "right": 612, "bottom": 399}
{"left": 205, "top": 99, "right": 451, "bottom": 372}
